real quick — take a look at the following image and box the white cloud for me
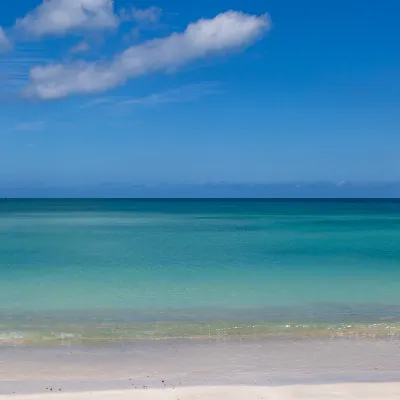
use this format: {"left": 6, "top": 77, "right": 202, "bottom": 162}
{"left": 15, "top": 0, "right": 118, "bottom": 37}
{"left": 24, "top": 11, "right": 270, "bottom": 100}
{"left": 80, "top": 96, "right": 114, "bottom": 108}
{"left": 132, "top": 7, "right": 162, "bottom": 24}
{"left": 70, "top": 40, "right": 90, "bottom": 53}
{"left": 0, "top": 27, "right": 11, "bottom": 52}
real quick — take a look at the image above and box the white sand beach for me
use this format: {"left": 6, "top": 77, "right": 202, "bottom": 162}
{"left": 2, "top": 384, "right": 400, "bottom": 400}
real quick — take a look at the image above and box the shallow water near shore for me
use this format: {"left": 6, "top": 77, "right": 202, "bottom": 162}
{"left": 1, "top": 199, "right": 400, "bottom": 345}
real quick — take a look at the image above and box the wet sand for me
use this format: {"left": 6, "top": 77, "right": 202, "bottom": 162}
{"left": 1, "top": 338, "right": 400, "bottom": 397}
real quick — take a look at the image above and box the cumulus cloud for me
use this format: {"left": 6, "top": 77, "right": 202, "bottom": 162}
{"left": 15, "top": 0, "right": 118, "bottom": 37}
{"left": 0, "top": 27, "right": 11, "bottom": 51}
{"left": 24, "top": 11, "right": 270, "bottom": 100}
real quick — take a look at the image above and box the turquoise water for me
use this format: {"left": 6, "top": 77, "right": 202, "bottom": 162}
{"left": 1, "top": 199, "right": 400, "bottom": 343}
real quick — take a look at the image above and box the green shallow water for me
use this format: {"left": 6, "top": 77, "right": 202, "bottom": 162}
{"left": 0, "top": 199, "right": 400, "bottom": 344}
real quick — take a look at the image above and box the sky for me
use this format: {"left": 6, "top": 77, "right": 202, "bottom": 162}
{"left": 0, "top": 0, "right": 399, "bottom": 194}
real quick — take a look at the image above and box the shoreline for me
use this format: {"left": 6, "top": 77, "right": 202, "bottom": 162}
{"left": 2, "top": 320, "right": 400, "bottom": 346}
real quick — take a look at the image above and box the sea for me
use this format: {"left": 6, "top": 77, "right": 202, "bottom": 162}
{"left": 1, "top": 199, "right": 400, "bottom": 345}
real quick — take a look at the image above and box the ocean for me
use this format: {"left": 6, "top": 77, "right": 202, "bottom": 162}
{"left": 1, "top": 199, "right": 400, "bottom": 345}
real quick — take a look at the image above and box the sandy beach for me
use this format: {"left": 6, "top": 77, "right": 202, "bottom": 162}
{"left": 1, "top": 338, "right": 400, "bottom": 398}
{"left": 1, "top": 383, "right": 400, "bottom": 400}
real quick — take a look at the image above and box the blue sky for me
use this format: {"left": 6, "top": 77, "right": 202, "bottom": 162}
{"left": 0, "top": 0, "right": 399, "bottom": 190}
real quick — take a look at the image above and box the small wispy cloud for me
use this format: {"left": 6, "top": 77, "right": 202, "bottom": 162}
{"left": 70, "top": 40, "right": 90, "bottom": 54}
{"left": 122, "top": 82, "right": 223, "bottom": 106}
{"left": 80, "top": 96, "right": 114, "bottom": 108}
{"left": 0, "top": 27, "right": 12, "bottom": 52}
{"left": 13, "top": 120, "right": 45, "bottom": 131}
{"left": 80, "top": 82, "right": 223, "bottom": 109}
{"left": 124, "top": 6, "right": 162, "bottom": 24}
{"left": 0, "top": 45, "right": 49, "bottom": 89}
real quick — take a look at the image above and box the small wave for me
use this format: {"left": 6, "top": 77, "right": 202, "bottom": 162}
{"left": 0, "top": 331, "right": 25, "bottom": 344}
{"left": 2, "top": 321, "right": 400, "bottom": 346}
